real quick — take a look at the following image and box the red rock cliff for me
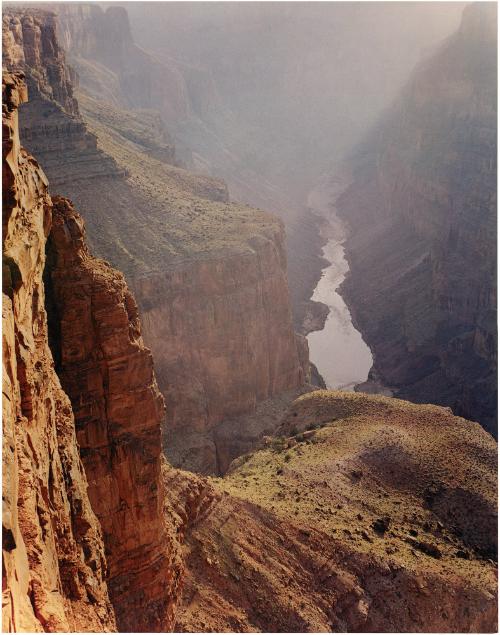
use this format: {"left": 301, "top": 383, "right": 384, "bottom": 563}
{"left": 131, "top": 234, "right": 309, "bottom": 474}
{"left": 3, "top": 7, "right": 124, "bottom": 190}
{"left": 3, "top": 69, "right": 181, "bottom": 632}
{"left": 2, "top": 71, "right": 115, "bottom": 633}
{"left": 44, "top": 196, "right": 181, "bottom": 631}
{"left": 2, "top": 7, "right": 311, "bottom": 475}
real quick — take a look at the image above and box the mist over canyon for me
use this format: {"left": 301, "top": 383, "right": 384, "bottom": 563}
{"left": 2, "top": 1, "right": 497, "bottom": 633}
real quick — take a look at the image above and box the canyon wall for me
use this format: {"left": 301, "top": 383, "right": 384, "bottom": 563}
{"left": 3, "top": 70, "right": 180, "bottom": 632}
{"left": 3, "top": 7, "right": 310, "bottom": 473}
{"left": 45, "top": 196, "right": 181, "bottom": 631}
{"left": 132, "top": 239, "right": 309, "bottom": 473}
{"left": 2, "top": 9, "right": 124, "bottom": 190}
{"left": 337, "top": 3, "right": 497, "bottom": 435}
{"left": 2, "top": 71, "right": 115, "bottom": 633}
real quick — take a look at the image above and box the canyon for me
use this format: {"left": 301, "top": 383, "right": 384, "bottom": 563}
{"left": 335, "top": 2, "right": 497, "bottom": 436}
{"left": 3, "top": 6, "right": 310, "bottom": 474}
{"left": 2, "top": 3, "right": 498, "bottom": 633}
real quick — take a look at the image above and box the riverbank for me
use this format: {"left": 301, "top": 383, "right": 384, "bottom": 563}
{"left": 286, "top": 209, "right": 330, "bottom": 336}
{"left": 304, "top": 179, "right": 374, "bottom": 390}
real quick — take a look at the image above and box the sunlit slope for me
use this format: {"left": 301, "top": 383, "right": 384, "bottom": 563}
{"left": 168, "top": 390, "right": 497, "bottom": 631}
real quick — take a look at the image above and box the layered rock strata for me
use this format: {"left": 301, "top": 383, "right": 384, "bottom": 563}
{"left": 3, "top": 8, "right": 311, "bottom": 474}
{"left": 3, "top": 8, "right": 124, "bottom": 189}
{"left": 131, "top": 236, "right": 309, "bottom": 474}
{"left": 337, "top": 3, "right": 497, "bottom": 435}
{"left": 45, "top": 196, "right": 181, "bottom": 632}
{"left": 2, "top": 71, "right": 115, "bottom": 633}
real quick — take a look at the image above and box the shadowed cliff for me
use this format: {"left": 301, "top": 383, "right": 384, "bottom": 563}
{"left": 336, "top": 2, "right": 497, "bottom": 435}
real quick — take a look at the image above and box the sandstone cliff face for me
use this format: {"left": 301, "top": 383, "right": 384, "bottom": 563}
{"left": 2, "top": 71, "right": 115, "bottom": 633}
{"left": 3, "top": 7, "right": 311, "bottom": 475}
{"left": 131, "top": 237, "right": 308, "bottom": 473}
{"left": 337, "top": 3, "right": 497, "bottom": 435}
{"left": 3, "top": 7, "right": 124, "bottom": 190}
{"left": 44, "top": 196, "right": 181, "bottom": 631}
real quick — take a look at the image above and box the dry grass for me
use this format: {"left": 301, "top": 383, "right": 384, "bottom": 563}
{"left": 74, "top": 91, "right": 283, "bottom": 276}
{"left": 219, "top": 390, "right": 497, "bottom": 588}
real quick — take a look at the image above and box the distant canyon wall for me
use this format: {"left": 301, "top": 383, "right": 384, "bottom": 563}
{"left": 337, "top": 3, "right": 497, "bottom": 435}
{"left": 52, "top": 3, "right": 190, "bottom": 124}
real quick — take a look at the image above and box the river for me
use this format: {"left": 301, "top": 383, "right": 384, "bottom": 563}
{"left": 306, "top": 182, "right": 373, "bottom": 391}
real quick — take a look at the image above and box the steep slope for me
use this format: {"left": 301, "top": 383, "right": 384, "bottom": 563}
{"left": 2, "top": 71, "right": 115, "bottom": 633}
{"left": 44, "top": 196, "right": 181, "bottom": 631}
{"left": 336, "top": 3, "right": 497, "bottom": 435}
{"left": 2, "top": 8, "right": 124, "bottom": 189}
{"left": 168, "top": 391, "right": 497, "bottom": 632}
{"left": 2, "top": 70, "right": 181, "bottom": 633}
{"left": 3, "top": 7, "right": 310, "bottom": 474}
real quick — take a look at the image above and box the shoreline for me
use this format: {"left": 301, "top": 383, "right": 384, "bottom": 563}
{"left": 305, "top": 179, "right": 374, "bottom": 391}
{"left": 287, "top": 209, "right": 331, "bottom": 337}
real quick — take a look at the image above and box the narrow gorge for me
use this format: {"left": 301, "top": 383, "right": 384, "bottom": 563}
{"left": 2, "top": 3, "right": 498, "bottom": 633}
{"left": 305, "top": 179, "right": 374, "bottom": 392}
{"left": 335, "top": 2, "right": 497, "bottom": 436}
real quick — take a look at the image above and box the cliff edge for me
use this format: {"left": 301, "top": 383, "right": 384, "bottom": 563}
{"left": 2, "top": 71, "right": 180, "bottom": 632}
{"left": 2, "top": 70, "right": 115, "bottom": 633}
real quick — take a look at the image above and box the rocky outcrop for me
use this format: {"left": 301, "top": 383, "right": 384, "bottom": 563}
{"left": 2, "top": 7, "right": 124, "bottom": 189}
{"left": 3, "top": 69, "right": 180, "bottom": 633}
{"left": 2, "top": 9, "right": 78, "bottom": 116}
{"left": 337, "top": 3, "right": 497, "bottom": 435}
{"left": 44, "top": 196, "right": 182, "bottom": 631}
{"left": 168, "top": 391, "right": 497, "bottom": 632}
{"left": 49, "top": 3, "right": 190, "bottom": 124}
{"left": 2, "top": 71, "right": 115, "bottom": 633}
